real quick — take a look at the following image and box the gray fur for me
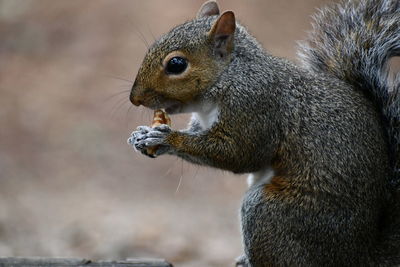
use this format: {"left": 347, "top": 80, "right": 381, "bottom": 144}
{"left": 128, "top": 0, "right": 400, "bottom": 266}
{"left": 298, "top": 0, "right": 400, "bottom": 186}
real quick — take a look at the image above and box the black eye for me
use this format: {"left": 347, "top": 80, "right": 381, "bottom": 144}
{"left": 165, "top": 57, "right": 187, "bottom": 75}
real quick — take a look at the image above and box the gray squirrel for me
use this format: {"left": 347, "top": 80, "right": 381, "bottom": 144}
{"left": 127, "top": 0, "right": 400, "bottom": 266}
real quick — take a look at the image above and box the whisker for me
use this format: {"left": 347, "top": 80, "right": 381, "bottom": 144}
{"left": 192, "top": 165, "right": 200, "bottom": 180}
{"left": 130, "top": 16, "right": 151, "bottom": 49}
{"left": 175, "top": 159, "right": 184, "bottom": 194}
{"left": 110, "top": 96, "right": 127, "bottom": 110}
{"left": 116, "top": 99, "right": 131, "bottom": 113}
{"left": 140, "top": 107, "right": 145, "bottom": 124}
{"left": 146, "top": 25, "right": 157, "bottom": 42}
{"left": 145, "top": 108, "right": 153, "bottom": 122}
{"left": 110, "top": 98, "right": 130, "bottom": 119}
{"left": 103, "top": 73, "right": 134, "bottom": 84}
{"left": 115, "top": 84, "right": 134, "bottom": 89}
{"left": 160, "top": 158, "right": 179, "bottom": 180}
{"left": 125, "top": 105, "right": 134, "bottom": 127}
{"left": 135, "top": 27, "right": 150, "bottom": 49}
{"left": 104, "top": 89, "right": 131, "bottom": 102}
{"left": 113, "top": 101, "right": 131, "bottom": 121}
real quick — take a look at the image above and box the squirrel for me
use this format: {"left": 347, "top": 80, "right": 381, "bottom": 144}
{"left": 127, "top": 0, "right": 400, "bottom": 266}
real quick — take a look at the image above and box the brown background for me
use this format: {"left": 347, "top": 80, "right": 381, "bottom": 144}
{"left": 0, "top": 1, "right": 335, "bottom": 266}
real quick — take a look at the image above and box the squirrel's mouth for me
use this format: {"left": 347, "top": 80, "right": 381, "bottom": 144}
{"left": 165, "top": 103, "right": 182, "bottom": 114}
{"left": 145, "top": 100, "right": 182, "bottom": 114}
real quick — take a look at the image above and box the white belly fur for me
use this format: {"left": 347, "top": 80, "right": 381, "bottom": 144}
{"left": 247, "top": 168, "right": 275, "bottom": 187}
{"left": 192, "top": 102, "right": 219, "bottom": 130}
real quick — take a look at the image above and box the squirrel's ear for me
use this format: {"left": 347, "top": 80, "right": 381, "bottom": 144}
{"left": 197, "top": 1, "right": 220, "bottom": 19}
{"left": 209, "top": 11, "right": 236, "bottom": 59}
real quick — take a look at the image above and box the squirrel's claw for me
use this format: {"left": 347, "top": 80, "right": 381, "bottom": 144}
{"left": 153, "top": 124, "right": 171, "bottom": 132}
{"left": 145, "top": 130, "right": 167, "bottom": 139}
{"left": 137, "top": 137, "right": 164, "bottom": 148}
{"left": 127, "top": 131, "right": 144, "bottom": 149}
{"left": 136, "top": 126, "right": 152, "bottom": 134}
{"left": 128, "top": 125, "right": 172, "bottom": 157}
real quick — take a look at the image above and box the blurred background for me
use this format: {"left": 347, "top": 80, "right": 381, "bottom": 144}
{"left": 0, "top": 0, "right": 332, "bottom": 266}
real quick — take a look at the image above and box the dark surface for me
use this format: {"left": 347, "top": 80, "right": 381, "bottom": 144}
{"left": 0, "top": 257, "right": 172, "bottom": 267}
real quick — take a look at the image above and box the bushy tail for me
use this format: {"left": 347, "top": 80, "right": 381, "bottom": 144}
{"left": 298, "top": 0, "right": 400, "bottom": 264}
{"left": 298, "top": 0, "right": 400, "bottom": 186}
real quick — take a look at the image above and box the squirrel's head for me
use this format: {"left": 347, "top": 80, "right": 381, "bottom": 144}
{"left": 130, "top": 1, "right": 235, "bottom": 114}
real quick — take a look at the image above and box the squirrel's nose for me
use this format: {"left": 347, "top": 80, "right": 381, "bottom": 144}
{"left": 130, "top": 80, "right": 142, "bottom": 106}
{"left": 130, "top": 93, "right": 142, "bottom": 106}
{"left": 129, "top": 92, "right": 142, "bottom": 106}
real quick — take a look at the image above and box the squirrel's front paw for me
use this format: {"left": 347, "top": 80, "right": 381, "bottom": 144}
{"left": 127, "top": 124, "right": 172, "bottom": 157}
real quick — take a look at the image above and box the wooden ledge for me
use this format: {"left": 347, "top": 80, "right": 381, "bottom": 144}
{"left": 0, "top": 257, "right": 173, "bottom": 266}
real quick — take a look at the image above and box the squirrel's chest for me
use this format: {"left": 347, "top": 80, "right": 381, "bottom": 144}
{"left": 193, "top": 103, "right": 219, "bottom": 130}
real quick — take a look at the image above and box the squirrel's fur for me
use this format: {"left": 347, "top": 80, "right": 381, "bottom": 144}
{"left": 298, "top": 0, "right": 400, "bottom": 187}
{"left": 128, "top": 0, "right": 400, "bottom": 266}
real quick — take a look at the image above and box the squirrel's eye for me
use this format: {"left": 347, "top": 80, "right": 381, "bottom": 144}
{"left": 165, "top": 57, "right": 187, "bottom": 75}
